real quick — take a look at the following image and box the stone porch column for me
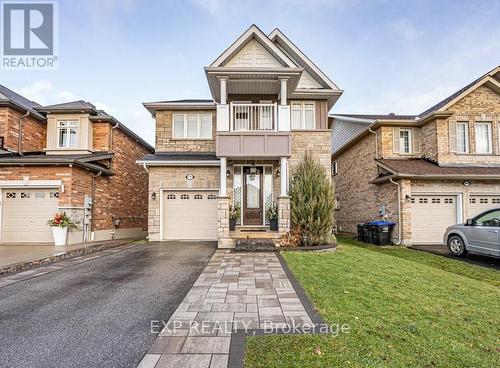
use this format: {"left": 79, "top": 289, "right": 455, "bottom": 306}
{"left": 217, "top": 196, "right": 233, "bottom": 248}
{"left": 278, "top": 196, "right": 291, "bottom": 234}
{"left": 400, "top": 179, "right": 412, "bottom": 246}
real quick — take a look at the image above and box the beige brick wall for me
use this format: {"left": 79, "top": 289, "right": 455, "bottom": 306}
{"left": 155, "top": 110, "right": 216, "bottom": 152}
{"left": 147, "top": 166, "right": 220, "bottom": 239}
{"left": 333, "top": 133, "right": 400, "bottom": 238}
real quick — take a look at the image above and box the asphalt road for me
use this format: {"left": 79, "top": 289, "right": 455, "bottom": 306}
{"left": 0, "top": 241, "right": 216, "bottom": 368}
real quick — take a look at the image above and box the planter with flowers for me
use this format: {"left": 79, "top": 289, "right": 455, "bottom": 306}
{"left": 266, "top": 203, "right": 279, "bottom": 231}
{"left": 229, "top": 204, "right": 241, "bottom": 231}
{"left": 47, "top": 212, "right": 77, "bottom": 246}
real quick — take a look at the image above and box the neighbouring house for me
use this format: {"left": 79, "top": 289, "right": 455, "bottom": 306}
{"left": 0, "top": 85, "right": 153, "bottom": 244}
{"left": 331, "top": 66, "right": 500, "bottom": 245}
{"left": 138, "top": 25, "right": 341, "bottom": 247}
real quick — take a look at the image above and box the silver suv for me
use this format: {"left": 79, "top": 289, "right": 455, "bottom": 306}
{"left": 444, "top": 208, "right": 500, "bottom": 258}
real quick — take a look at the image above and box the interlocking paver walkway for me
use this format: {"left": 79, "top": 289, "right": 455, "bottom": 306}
{"left": 138, "top": 250, "right": 312, "bottom": 368}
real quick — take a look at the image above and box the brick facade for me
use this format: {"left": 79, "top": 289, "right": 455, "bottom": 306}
{"left": 0, "top": 107, "right": 46, "bottom": 152}
{"left": 290, "top": 130, "right": 332, "bottom": 177}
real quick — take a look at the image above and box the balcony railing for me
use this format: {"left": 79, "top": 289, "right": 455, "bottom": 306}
{"left": 230, "top": 102, "right": 277, "bottom": 131}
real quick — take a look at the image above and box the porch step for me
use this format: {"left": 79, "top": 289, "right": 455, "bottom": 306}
{"left": 230, "top": 230, "right": 282, "bottom": 240}
{"left": 235, "top": 226, "right": 268, "bottom": 231}
{"left": 235, "top": 239, "right": 276, "bottom": 252}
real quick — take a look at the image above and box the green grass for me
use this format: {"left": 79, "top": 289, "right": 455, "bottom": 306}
{"left": 245, "top": 238, "right": 500, "bottom": 368}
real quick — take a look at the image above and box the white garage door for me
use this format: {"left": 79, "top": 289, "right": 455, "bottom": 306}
{"left": 469, "top": 195, "right": 500, "bottom": 218}
{"left": 411, "top": 195, "right": 458, "bottom": 244}
{"left": 163, "top": 191, "right": 218, "bottom": 241}
{"left": 2, "top": 188, "right": 59, "bottom": 243}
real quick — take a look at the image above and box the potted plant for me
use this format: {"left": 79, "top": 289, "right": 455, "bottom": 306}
{"left": 47, "top": 212, "right": 77, "bottom": 246}
{"left": 229, "top": 204, "right": 240, "bottom": 231}
{"left": 266, "top": 203, "right": 279, "bottom": 231}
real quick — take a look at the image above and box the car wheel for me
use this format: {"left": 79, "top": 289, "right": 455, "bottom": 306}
{"left": 448, "top": 235, "right": 467, "bottom": 257}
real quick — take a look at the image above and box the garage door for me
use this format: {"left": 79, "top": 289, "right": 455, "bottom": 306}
{"left": 163, "top": 191, "right": 218, "bottom": 240}
{"left": 411, "top": 195, "right": 458, "bottom": 244}
{"left": 2, "top": 188, "right": 59, "bottom": 243}
{"left": 469, "top": 195, "right": 500, "bottom": 218}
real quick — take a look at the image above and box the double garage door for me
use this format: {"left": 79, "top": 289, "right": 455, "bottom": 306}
{"left": 411, "top": 194, "right": 500, "bottom": 244}
{"left": 1, "top": 188, "right": 59, "bottom": 243}
{"left": 162, "top": 190, "right": 218, "bottom": 241}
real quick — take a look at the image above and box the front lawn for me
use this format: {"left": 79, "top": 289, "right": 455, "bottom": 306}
{"left": 245, "top": 238, "right": 500, "bottom": 368}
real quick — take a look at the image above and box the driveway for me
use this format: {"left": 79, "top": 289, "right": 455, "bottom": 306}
{"left": 410, "top": 244, "right": 500, "bottom": 269}
{"left": 0, "top": 241, "right": 216, "bottom": 368}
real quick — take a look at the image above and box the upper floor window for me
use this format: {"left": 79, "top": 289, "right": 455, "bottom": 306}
{"left": 475, "top": 122, "right": 492, "bottom": 154}
{"left": 456, "top": 122, "right": 469, "bottom": 153}
{"left": 173, "top": 114, "right": 212, "bottom": 139}
{"left": 58, "top": 121, "right": 79, "bottom": 148}
{"left": 291, "top": 101, "right": 315, "bottom": 130}
{"left": 399, "top": 128, "right": 412, "bottom": 154}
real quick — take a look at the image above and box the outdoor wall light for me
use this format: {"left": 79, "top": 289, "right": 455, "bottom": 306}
{"left": 151, "top": 192, "right": 156, "bottom": 201}
{"left": 405, "top": 194, "right": 413, "bottom": 202}
{"left": 463, "top": 180, "right": 471, "bottom": 187}
{"left": 275, "top": 168, "right": 280, "bottom": 177}
{"left": 226, "top": 169, "right": 231, "bottom": 177}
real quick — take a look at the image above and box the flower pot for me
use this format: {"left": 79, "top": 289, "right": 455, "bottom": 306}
{"left": 51, "top": 227, "right": 68, "bottom": 246}
{"left": 269, "top": 219, "right": 278, "bottom": 231}
{"left": 229, "top": 219, "right": 237, "bottom": 231}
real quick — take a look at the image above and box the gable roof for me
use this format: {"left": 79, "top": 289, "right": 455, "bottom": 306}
{"left": 0, "top": 84, "right": 44, "bottom": 120}
{"left": 330, "top": 115, "right": 372, "bottom": 154}
{"left": 210, "top": 25, "right": 297, "bottom": 68}
{"left": 418, "top": 65, "right": 500, "bottom": 118}
{"left": 36, "top": 100, "right": 97, "bottom": 113}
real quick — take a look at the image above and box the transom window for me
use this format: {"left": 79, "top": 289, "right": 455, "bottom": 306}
{"left": 207, "top": 194, "right": 217, "bottom": 199}
{"left": 194, "top": 194, "right": 203, "bottom": 199}
{"left": 49, "top": 192, "right": 59, "bottom": 198}
{"left": 399, "top": 129, "right": 412, "bottom": 154}
{"left": 58, "top": 121, "right": 79, "bottom": 148}
{"left": 475, "top": 122, "right": 492, "bottom": 154}
{"left": 456, "top": 122, "right": 469, "bottom": 153}
{"left": 291, "top": 101, "right": 315, "bottom": 130}
{"left": 180, "top": 194, "right": 189, "bottom": 200}
{"left": 173, "top": 114, "right": 212, "bottom": 139}
{"left": 167, "top": 194, "right": 176, "bottom": 200}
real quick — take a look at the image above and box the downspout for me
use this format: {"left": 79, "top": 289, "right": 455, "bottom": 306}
{"left": 389, "top": 178, "right": 402, "bottom": 245}
{"left": 18, "top": 111, "right": 30, "bottom": 155}
{"left": 90, "top": 170, "right": 103, "bottom": 240}
{"left": 368, "top": 127, "right": 378, "bottom": 158}
{"left": 110, "top": 121, "right": 120, "bottom": 153}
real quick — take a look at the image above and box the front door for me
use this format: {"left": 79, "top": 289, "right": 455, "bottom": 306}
{"left": 243, "top": 166, "right": 263, "bottom": 225}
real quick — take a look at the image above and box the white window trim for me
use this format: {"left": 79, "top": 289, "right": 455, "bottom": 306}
{"left": 291, "top": 101, "right": 315, "bottom": 130}
{"left": 399, "top": 128, "right": 412, "bottom": 154}
{"left": 57, "top": 120, "right": 79, "bottom": 148}
{"left": 172, "top": 113, "right": 212, "bottom": 140}
{"left": 456, "top": 122, "right": 469, "bottom": 154}
{"left": 475, "top": 122, "right": 492, "bottom": 154}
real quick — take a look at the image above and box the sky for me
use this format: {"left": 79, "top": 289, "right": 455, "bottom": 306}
{"left": 1, "top": 0, "right": 499, "bottom": 145}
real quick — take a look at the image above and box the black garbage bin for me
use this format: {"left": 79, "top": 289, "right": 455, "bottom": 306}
{"left": 357, "top": 224, "right": 365, "bottom": 242}
{"left": 362, "top": 223, "right": 373, "bottom": 244}
{"left": 369, "top": 221, "right": 395, "bottom": 245}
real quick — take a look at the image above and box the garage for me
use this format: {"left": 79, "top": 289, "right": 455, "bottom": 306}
{"left": 469, "top": 195, "right": 500, "bottom": 218}
{"left": 1, "top": 188, "right": 59, "bottom": 243}
{"left": 162, "top": 190, "right": 218, "bottom": 241}
{"left": 411, "top": 195, "right": 459, "bottom": 244}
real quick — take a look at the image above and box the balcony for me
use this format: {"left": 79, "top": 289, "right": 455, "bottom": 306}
{"left": 216, "top": 102, "right": 291, "bottom": 158}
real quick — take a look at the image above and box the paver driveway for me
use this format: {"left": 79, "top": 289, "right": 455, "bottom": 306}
{"left": 0, "top": 241, "right": 216, "bottom": 368}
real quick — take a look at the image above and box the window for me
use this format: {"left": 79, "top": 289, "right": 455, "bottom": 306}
{"left": 456, "top": 122, "right": 469, "bottom": 153}
{"left": 399, "top": 129, "right": 412, "bottom": 154}
{"left": 172, "top": 114, "right": 212, "bottom": 139}
{"left": 445, "top": 198, "right": 453, "bottom": 204}
{"left": 180, "top": 194, "right": 189, "bottom": 199}
{"left": 167, "top": 194, "right": 176, "bottom": 200}
{"left": 469, "top": 198, "right": 476, "bottom": 204}
{"left": 58, "top": 121, "right": 79, "bottom": 148}
{"left": 291, "top": 101, "right": 315, "bottom": 130}
{"left": 194, "top": 194, "right": 203, "bottom": 199}
{"left": 475, "top": 122, "right": 492, "bottom": 154}
{"left": 20, "top": 192, "right": 30, "bottom": 198}
{"left": 492, "top": 198, "right": 500, "bottom": 204}
{"left": 49, "top": 192, "right": 59, "bottom": 198}
{"left": 332, "top": 161, "right": 338, "bottom": 176}
{"left": 480, "top": 198, "right": 488, "bottom": 204}
{"left": 6, "top": 192, "right": 15, "bottom": 199}
{"left": 35, "top": 192, "right": 45, "bottom": 199}
{"left": 432, "top": 198, "right": 441, "bottom": 204}
{"left": 207, "top": 194, "right": 217, "bottom": 199}
{"left": 475, "top": 210, "right": 500, "bottom": 227}
{"left": 419, "top": 198, "right": 428, "bottom": 204}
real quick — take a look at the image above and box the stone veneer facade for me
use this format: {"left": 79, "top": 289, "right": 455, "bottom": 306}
{"left": 333, "top": 82, "right": 500, "bottom": 245}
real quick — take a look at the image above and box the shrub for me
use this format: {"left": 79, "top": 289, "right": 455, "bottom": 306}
{"left": 289, "top": 153, "right": 334, "bottom": 246}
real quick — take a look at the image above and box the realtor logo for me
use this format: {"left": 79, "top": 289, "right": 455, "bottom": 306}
{"left": 1, "top": 1, "right": 58, "bottom": 69}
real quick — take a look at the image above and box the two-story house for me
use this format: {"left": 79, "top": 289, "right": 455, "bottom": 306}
{"left": 138, "top": 25, "right": 341, "bottom": 247}
{"left": 331, "top": 66, "right": 500, "bottom": 245}
{"left": 0, "top": 85, "right": 153, "bottom": 244}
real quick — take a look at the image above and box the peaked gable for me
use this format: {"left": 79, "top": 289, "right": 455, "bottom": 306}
{"left": 210, "top": 25, "right": 296, "bottom": 68}
{"left": 225, "top": 39, "right": 283, "bottom": 68}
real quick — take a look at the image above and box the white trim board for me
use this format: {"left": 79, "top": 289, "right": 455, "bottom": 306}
{"left": 0, "top": 180, "right": 62, "bottom": 188}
